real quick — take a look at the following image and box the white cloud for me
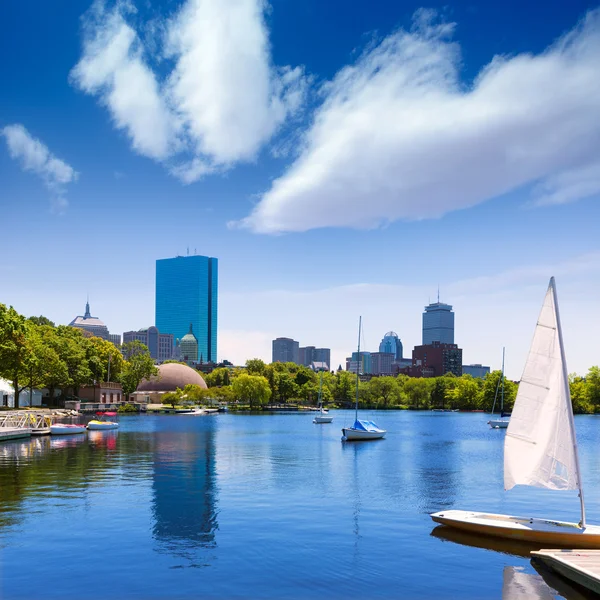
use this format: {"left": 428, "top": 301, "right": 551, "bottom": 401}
{"left": 1, "top": 124, "right": 78, "bottom": 212}
{"left": 237, "top": 9, "right": 600, "bottom": 233}
{"left": 70, "top": 0, "right": 307, "bottom": 181}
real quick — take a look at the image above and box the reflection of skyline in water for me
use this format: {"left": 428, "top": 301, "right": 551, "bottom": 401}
{"left": 151, "top": 422, "right": 218, "bottom": 558}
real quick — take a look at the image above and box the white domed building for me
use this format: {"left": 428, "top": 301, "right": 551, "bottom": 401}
{"left": 132, "top": 362, "right": 207, "bottom": 404}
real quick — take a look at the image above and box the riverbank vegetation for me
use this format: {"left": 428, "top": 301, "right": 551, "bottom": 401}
{"left": 0, "top": 304, "right": 157, "bottom": 407}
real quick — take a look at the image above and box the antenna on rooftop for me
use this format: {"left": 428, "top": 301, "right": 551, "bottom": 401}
{"left": 187, "top": 246, "right": 189, "bottom": 256}
{"left": 437, "top": 284, "right": 440, "bottom": 303}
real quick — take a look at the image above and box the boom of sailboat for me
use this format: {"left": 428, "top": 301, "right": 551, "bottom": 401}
{"left": 431, "top": 277, "right": 600, "bottom": 547}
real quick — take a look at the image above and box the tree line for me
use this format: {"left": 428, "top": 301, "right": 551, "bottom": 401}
{"left": 165, "top": 358, "right": 600, "bottom": 414}
{"left": 0, "top": 304, "right": 158, "bottom": 408}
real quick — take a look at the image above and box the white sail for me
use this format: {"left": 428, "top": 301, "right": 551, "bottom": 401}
{"left": 504, "top": 278, "right": 581, "bottom": 492}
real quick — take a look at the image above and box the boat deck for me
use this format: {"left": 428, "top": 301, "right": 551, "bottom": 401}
{"left": 532, "top": 549, "right": 600, "bottom": 595}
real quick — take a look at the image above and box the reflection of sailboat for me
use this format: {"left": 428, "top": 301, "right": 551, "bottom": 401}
{"left": 313, "top": 372, "right": 333, "bottom": 424}
{"left": 431, "top": 278, "right": 600, "bottom": 547}
{"left": 342, "top": 317, "right": 386, "bottom": 441}
{"left": 488, "top": 347, "right": 510, "bottom": 429}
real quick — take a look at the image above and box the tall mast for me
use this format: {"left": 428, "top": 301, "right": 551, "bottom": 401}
{"left": 355, "top": 316, "right": 361, "bottom": 423}
{"left": 500, "top": 347, "right": 505, "bottom": 414}
{"left": 552, "top": 277, "right": 586, "bottom": 527}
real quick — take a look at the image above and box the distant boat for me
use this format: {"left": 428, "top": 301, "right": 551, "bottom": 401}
{"left": 431, "top": 278, "right": 600, "bottom": 547}
{"left": 342, "top": 317, "right": 386, "bottom": 441}
{"left": 313, "top": 372, "right": 333, "bottom": 424}
{"left": 488, "top": 347, "right": 510, "bottom": 429}
{"left": 51, "top": 424, "right": 86, "bottom": 435}
{"left": 432, "top": 408, "right": 459, "bottom": 413}
{"left": 87, "top": 411, "right": 119, "bottom": 431}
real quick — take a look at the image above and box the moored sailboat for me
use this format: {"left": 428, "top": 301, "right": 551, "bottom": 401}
{"left": 488, "top": 347, "right": 509, "bottom": 429}
{"left": 313, "top": 371, "right": 333, "bottom": 423}
{"left": 341, "top": 317, "right": 386, "bottom": 441}
{"left": 431, "top": 277, "right": 600, "bottom": 547}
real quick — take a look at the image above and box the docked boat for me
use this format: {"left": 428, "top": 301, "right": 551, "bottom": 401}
{"left": 488, "top": 347, "right": 510, "bottom": 429}
{"left": 50, "top": 424, "right": 87, "bottom": 435}
{"left": 87, "top": 411, "right": 119, "bottom": 430}
{"left": 431, "top": 277, "right": 600, "bottom": 547}
{"left": 313, "top": 372, "right": 333, "bottom": 424}
{"left": 31, "top": 427, "right": 51, "bottom": 436}
{"left": 342, "top": 316, "right": 386, "bottom": 441}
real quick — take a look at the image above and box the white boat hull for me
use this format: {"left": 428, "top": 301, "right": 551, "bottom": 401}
{"left": 431, "top": 509, "right": 600, "bottom": 548}
{"left": 488, "top": 418, "right": 510, "bottom": 428}
{"left": 314, "top": 415, "right": 333, "bottom": 423}
{"left": 87, "top": 421, "right": 119, "bottom": 430}
{"left": 50, "top": 425, "right": 86, "bottom": 435}
{"left": 342, "top": 427, "right": 386, "bottom": 441}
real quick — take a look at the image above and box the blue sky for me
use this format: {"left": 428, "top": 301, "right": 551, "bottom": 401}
{"left": 1, "top": 0, "right": 599, "bottom": 378}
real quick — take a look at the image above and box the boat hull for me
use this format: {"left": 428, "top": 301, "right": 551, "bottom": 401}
{"left": 430, "top": 510, "right": 600, "bottom": 548}
{"left": 50, "top": 425, "right": 86, "bottom": 435}
{"left": 488, "top": 419, "right": 509, "bottom": 428}
{"left": 314, "top": 415, "right": 333, "bottom": 423}
{"left": 342, "top": 428, "right": 386, "bottom": 441}
{"left": 31, "top": 427, "right": 51, "bottom": 436}
{"left": 86, "top": 421, "right": 119, "bottom": 430}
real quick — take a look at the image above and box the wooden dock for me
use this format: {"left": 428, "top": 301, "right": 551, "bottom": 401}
{"left": 0, "top": 427, "right": 31, "bottom": 441}
{"left": 531, "top": 549, "right": 600, "bottom": 595}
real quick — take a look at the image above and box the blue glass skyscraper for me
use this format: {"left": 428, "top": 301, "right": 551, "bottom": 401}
{"left": 155, "top": 255, "right": 218, "bottom": 363}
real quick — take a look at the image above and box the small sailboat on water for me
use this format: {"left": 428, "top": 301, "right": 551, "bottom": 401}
{"left": 341, "top": 317, "right": 386, "bottom": 441}
{"left": 313, "top": 371, "right": 333, "bottom": 424}
{"left": 488, "top": 347, "right": 510, "bottom": 429}
{"left": 431, "top": 277, "right": 600, "bottom": 547}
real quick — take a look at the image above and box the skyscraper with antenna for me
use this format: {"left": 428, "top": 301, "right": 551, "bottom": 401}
{"left": 422, "top": 292, "right": 454, "bottom": 345}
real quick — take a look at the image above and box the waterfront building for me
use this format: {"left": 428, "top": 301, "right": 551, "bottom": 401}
{"left": 79, "top": 382, "right": 123, "bottom": 404}
{"left": 462, "top": 364, "right": 491, "bottom": 379}
{"left": 371, "top": 352, "right": 395, "bottom": 376}
{"left": 422, "top": 301, "right": 455, "bottom": 345}
{"left": 180, "top": 324, "right": 199, "bottom": 365}
{"left": 155, "top": 254, "right": 218, "bottom": 363}
{"left": 123, "top": 326, "right": 174, "bottom": 362}
{"left": 272, "top": 337, "right": 300, "bottom": 364}
{"left": 379, "top": 332, "right": 403, "bottom": 360}
{"left": 132, "top": 362, "right": 207, "bottom": 404}
{"left": 0, "top": 378, "right": 42, "bottom": 407}
{"left": 69, "top": 300, "right": 110, "bottom": 340}
{"left": 401, "top": 342, "right": 462, "bottom": 377}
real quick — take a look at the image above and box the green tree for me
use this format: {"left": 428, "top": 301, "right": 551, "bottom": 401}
{"left": 430, "top": 373, "right": 457, "bottom": 409}
{"left": 586, "top": 366, "right": 600, "bottom": 408}
{"left": 369, "top": 376, "right": 402, "bottom": 406}
{"left": 205, "top": 367, "right": 231, "bottom": 387}
{"left": 231, "top": 374, "right": 271, "bottom": 407}
{"left": 162, "top": 391, "right": 181, "bottom": 408}
{"left": 446, "top": 374, "right": 482, "bottom": 410}
{"left": 28, "top": 315, "right": 55, "bottom": 327}
{"left": 570, "top": 373, "right": 592, "bottom": 414}
{"left": 274, "top": 371, "right": 298, "bottom": 403}
{"left": 121, "top": 341, "right": 158, "bottom": 397}
{"left": 403, "top": 377, "right": 432, "bottom": 408}
{"left": 334, "top": 371, "right": 355, "bottom": 403}
{"left": 86, "top": 336, "right": 124, "bottom": 384}
{"left": 245, "top": 358, "right": 266, "bottom": 376}
{"left": 0, "top": 304, "right": 29, "bottom": 408}
{"left": 53, "top": 326, "right": 92, "bottom": 398}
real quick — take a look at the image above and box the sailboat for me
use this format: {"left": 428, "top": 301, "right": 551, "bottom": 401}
{"left": 341, "top": 317, "right": 386, "bottom": 441}
{"left": 313, "top": 371, "right": 333, "bottom": 424}
{"left": 431, "top": 277, "right": 600, "bottom": 547}
{"left": 488, "top": 347, "right": 510, "bottom": 429}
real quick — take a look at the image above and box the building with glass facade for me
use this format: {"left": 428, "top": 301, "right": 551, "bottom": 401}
{"left": 123, "top": 326, "right": 174, "bottom": 362}
{"left": 462, "top": 364, "right": 491, "bottom": 379}
{"left": 422, "top": 302, "right": 455, "bottom": 345}
{"left": 155, "top": 255, "right": 218, "bottom": 363}
{"left": 378, "top": 331, "right": 403, "bottom": 360}
{"left": 272, "top": 337, "right": 300, "bottom": 363}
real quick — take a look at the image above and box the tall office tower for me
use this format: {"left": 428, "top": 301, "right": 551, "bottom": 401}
{"left": 313, "top": 348, "right": 331, "bottom": 370}
{"left": 422, "top": 301, "right": 454, "bottom": 345}
{"left": 156, "top": 255, "right": 218, "bottom": 363}
{"left": 272, "top": 338, "right": 300, "bottom": 363}
{"left": 378, "top": 331, "right": 403, "bottom": 360}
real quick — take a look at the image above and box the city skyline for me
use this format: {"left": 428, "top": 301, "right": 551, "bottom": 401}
{"left": 2, "top": 0, "right": 600, "bottom": 380}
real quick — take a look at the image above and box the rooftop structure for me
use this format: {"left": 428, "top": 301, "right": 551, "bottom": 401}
{"left": 70, "top": 300, "right": 110, "bottom": 341}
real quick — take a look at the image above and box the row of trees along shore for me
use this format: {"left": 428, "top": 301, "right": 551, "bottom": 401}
{"left": 0, "top": 304, "right": 157, "bottom": 408}
{"left": 2, "top": 303, "right": 599, "bottom": 413}
{"left": 163, "top": 358, "right": 600, "bottom": 414}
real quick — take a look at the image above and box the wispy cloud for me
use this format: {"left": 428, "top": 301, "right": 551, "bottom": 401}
{"left": 237, "top": 8, "right": 600, "bottom": 233}
{"left": 70, "top": 0, "right": 308, "bottom": 182}
{"left": 2, "top": 124, "right": 79, "bottom": 213}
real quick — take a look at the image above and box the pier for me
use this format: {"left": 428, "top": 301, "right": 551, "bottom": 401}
{"left": 532, "top": 549, "right": 600, "bottom": 595}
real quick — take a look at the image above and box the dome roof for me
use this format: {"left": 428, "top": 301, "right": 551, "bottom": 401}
{"left": 383, "top": 331, "right": 399, "bottom": 338}
{"left": 136, "top": 363, "right": 207, "bottom": 392}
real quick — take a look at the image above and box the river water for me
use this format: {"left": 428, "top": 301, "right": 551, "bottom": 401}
{"left": 1, "top": 411, "right": 599, "bottom": 600}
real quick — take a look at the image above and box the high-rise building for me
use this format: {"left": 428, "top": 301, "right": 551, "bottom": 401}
{"left": 156, "top": 255, "right": 218, "bottom": 363}
{"left": 123, "top": 326, "right": 174, "bottom": 363}
{"left": 371, "top": 352, "right": 395, "bottom": 376}
{"left": 272, "top": 338, "right": 300, "bottom": 363}
{"left": 379, "top": 331, "right": 403, "bottom": 360}
{"left": 313, "top": 348, "right": 331, "bottom": 370}
{"left": 402, "top": 342, "right": 462, "bottom": 377}
{"left": 347, "top": 351, "right": 372, "bottom": 375}
{"left": 70, "top": 300, "right": 116, "bottom": 342}
{"left": 299, "top": 346, "right": 331, "bottom": 370}
{"left": 462, "top": 364, "right": 491, "bottom": 379}
{"left": 422, "top": 301, "right": 454, "bottom": 345}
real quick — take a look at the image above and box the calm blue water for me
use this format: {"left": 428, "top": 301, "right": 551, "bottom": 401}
{"left": 1, "top": 411, "right": 599, "bottom": 600}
